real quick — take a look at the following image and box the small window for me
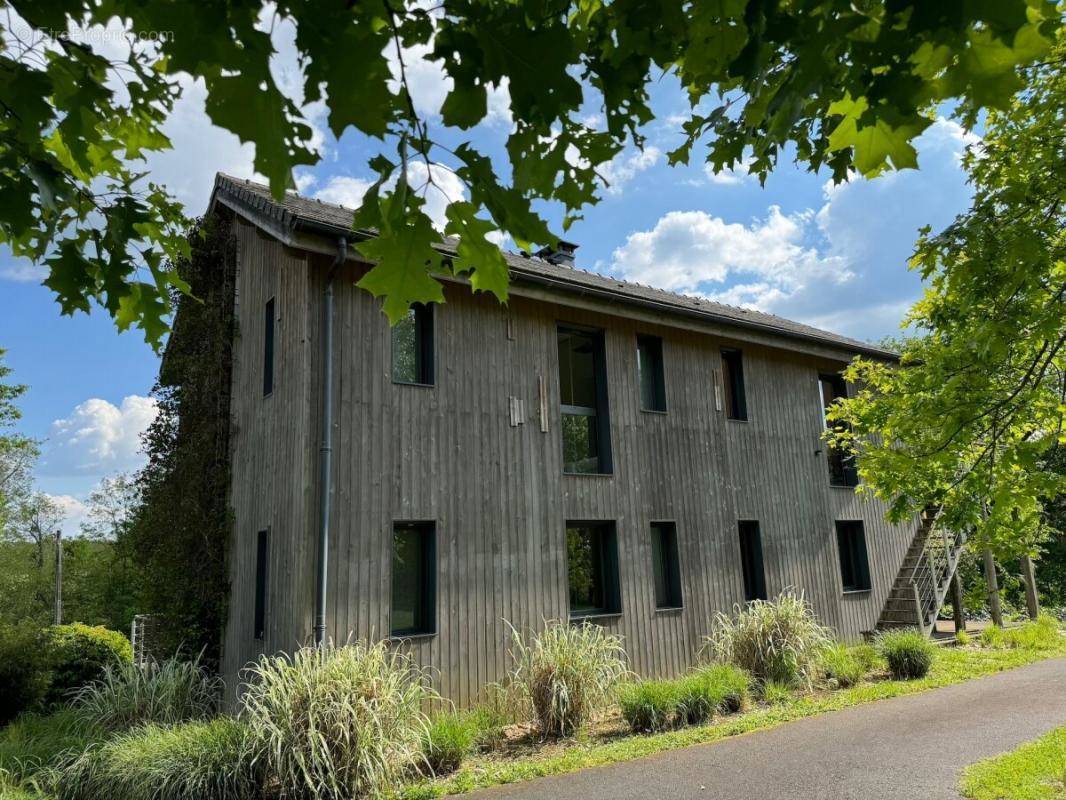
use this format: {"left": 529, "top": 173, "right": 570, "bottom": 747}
{"left": 254, "top": 529, "right": 268, "bottom": 640}
{"left": 738, "top": 520, "right": 767, "bottom": 602}
{"left": 650, "top": 522, "right": 682, "bottom": 609}
{"left": 637, "top": 335, "right": 666, "bottom": 412}
{"left": 566, "top": 521, "right": 621, "bottom": 617}
{"left": 391, "top": 522, "right": 436, "bottom": 636}
{"left": 558, "top": 327, "right": 612, "bottom": 474}
{"left": 836, "top": 521, "right": 871, "bottom": 592}
{"left": 820, "top": 373, "right": 858, "bottom": 487}
{"left": 392, "top": 304, "right": 434, "bottom": 385}
{"left": 263, "top": 298, "right": 275, "bottom": 397}
{"left": 721, "top": 348, "right": 747, "bottom": 421}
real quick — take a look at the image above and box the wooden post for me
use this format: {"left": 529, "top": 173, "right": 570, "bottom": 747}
{"left": 983, "top": 548, "right": 1003, "bottom": 627}
{"left": 950, "top": 571, "right": 965, "bottom": 633}
{"left": 53, "top": 528, "right": 63, "bottom": 626}
{"left": 1020, "top": 554, "right": 1040, "bottom": 620}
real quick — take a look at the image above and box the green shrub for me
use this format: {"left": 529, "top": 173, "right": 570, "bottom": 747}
{"left": 820, "top": 643, "right": 866, "bottom": 688}
{"left": 508, "top": 621, "right": 629, "bottom": 738}
{"left": 955, "top": 629, "right": 972, "bottom": 646}
{"left": 760, "top": 680, "right": 793, "bottom": 705}
{"left": 618, "top": 680, "right": 678, "bottom": 733}
{"left": 424, "top": 712, "right": 490, "bottom": 776}
{"left": 702, "top": 591, "right": 831, "bottom": 687}
{"left": 241, "top": 641, "right": 432, "bottom": 800}
{"left": 878, "top": 629, "right": 935, "bottom": 679}
{"left": 57, "top": 718, "right": 259, "bottom": 800}
{"left": 675, "top": 665, "right": 749, "bottom": 724}
{"left": 46, "top": 625, "right": 133, "bottom": 707}
{"left": 0, "top": 625, "right": 52, "bottom": 725}
{"left": 979, "top": 625, "right": 1006, "bottom": 649}
{"left": 0, "top": 710, "right": 103, "bottom": 784}
{"left": 850, "top": 643, "right": 882, "bottom": 673}
{"left": 71, "top": 655, "right": 220, "bottom": 731}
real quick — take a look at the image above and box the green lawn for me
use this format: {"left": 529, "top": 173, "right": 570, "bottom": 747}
{"left": 402, "top": 642, "right": 1066, "bottom": 799}
{"left": 960, "top": 727, "right": 1066, "bottom": 800}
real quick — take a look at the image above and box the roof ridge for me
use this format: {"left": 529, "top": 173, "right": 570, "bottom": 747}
{"left": 211, "top": 172, "right": 897, "bottom": 360}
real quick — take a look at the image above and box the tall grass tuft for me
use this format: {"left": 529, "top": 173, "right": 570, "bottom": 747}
{"left": 877, "top": 629, "right": 935, "bottom": 679}
{"left": 675, "top": 665, "right": 750, "bottom": 724}
{"left": 421, "top": 707, "right": 505, "bottom": 775}
{"left": 701, "top": 591, "right": 831, "bottom": 687}
{"left": 980, "top": 616, "right": 1062, "bottom": 651}
{"left": 56, "top": 718, "right": 259, "bottom": 800}
{"left": 241, "top": 641, "right": 433, "bottom": 800}
{"left": 507, "top": 621, "right": 629, "bottom": 738}
{"left": 819, "top": 643, "right": 867, "bottom": 688}
{"left": 617, "top": 681, "right": 678, "bottom": 733}
{"left": 0, "top": 710, "right": 104, "bottom": 784}
{"left": 70, "top": 655, "right": 220, "bottom": 732}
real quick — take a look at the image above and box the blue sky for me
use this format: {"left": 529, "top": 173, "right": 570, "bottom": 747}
{"left": 0, "top": 20, "right": 977, "bottom": 532}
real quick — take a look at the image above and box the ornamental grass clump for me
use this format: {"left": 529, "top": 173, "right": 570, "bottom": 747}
{"left": 56, "top": 717, "right": 260, "bottom": 800}
{"left": 675, "top": 665, "right": 750, "bottom": 724}
{"left": 241, "top": 641, "right": 432, "bottom": 800}
{"left": 877, "top": 629, "right": 935, "bottom": 680}
{"left": 702, "top": 591, "right": 831, "bottom": 687}
{"left": 983, "top": 615, "right": 1063, "bottom": 651}
{"left": 508, "top": 621, "right": 628, "bottom": 738}
{"left": 819, "top": 643, "right": 867, "bottom": 689}
{"left": 71, "top": 655, "right": 220, "bottom": 732}
{"left": 618, "top": 680, "right": 678, "bottom": 733}
{"left": 421, "top": 707, "right": 504, "bottom": 775}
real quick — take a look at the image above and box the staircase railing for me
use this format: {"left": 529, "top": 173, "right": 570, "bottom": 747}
{"left": 910, "top": 507, "right": 967, "bottom": 633}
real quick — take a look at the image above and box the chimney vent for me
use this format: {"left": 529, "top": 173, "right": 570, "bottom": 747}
{"left": 535, "top": 241, "right": 578, "bottom": 267}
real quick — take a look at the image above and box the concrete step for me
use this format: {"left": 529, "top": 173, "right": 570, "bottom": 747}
{"left": 879, "top": 608, "right": 922, "bottom": 624}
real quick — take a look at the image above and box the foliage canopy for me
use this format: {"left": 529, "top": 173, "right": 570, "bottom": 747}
{"left": 2, "top": 0, "right": 1062, "bottom": 342}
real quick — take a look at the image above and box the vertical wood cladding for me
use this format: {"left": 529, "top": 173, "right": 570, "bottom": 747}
{"left": 221, "top": 225, "right": 915, "bottom": 704}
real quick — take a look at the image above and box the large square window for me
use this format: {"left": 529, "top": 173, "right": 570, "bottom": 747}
{"left": 566, "top": 522, "right": 620, "bottom": 617}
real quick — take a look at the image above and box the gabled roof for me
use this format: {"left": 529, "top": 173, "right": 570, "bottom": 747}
{"left": 210, "top": 173, "right": 897, "bottom": 361}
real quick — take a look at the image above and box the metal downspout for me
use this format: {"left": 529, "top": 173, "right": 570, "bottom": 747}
{"left": 314, "top": 237, "right": 347, "bottom": 647}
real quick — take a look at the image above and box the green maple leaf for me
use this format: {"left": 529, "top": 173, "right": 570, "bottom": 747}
{"left": 826, "top": 95, "right": 931, "bottom": 175}
{"left": 444, "top": 202, "right": 509, "bottom": 301}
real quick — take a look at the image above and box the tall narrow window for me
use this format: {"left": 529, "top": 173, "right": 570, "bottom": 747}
{"left": 636, "top": 335, "right": 666, "bottom": 412}
{"left": 650, "top": 522, "right": 682, "bottom": 609}
{"left": 820, "top": 373, "right": 858, "bottom": 487}
{"left": 392, "top": 304, "right": 434, "bottom": 385}
{"left": 721, "top": 348, "right": 747, "bottom": 420}
{"left": 566, "top": 521, "right": 621, "bottom": 617}
{"left": 263, "top": 298, "right": 275, "bottom": 397}
{"left": 558, "top": 327, "right": 612, "bottom": 474}
{"left": 391, "top": 522, "right": 436, "bottom": 636}
{"left": 836, "top": 521, "right": 871, "bottom": 592}
{"left": 254, "top": 529, "right": 268, "bottom": 640}
{"left": 738, "top": 521, "right": 767, "bottom": 602}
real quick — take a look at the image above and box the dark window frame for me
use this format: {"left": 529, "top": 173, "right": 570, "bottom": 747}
{"left": 557, "top": 325, "right": 613, "bottom": 475}
{"left": 254, "top": 528, "right": 269, "bottom": 640}
{"left": 835, "top": 520, "right": 872, "bottom": 593}
{"left": 392, "top": 304, "right": 435, "bottom": 386}
{"left": 263, "top": 298, "right": 275, "bottom": 397}
{"left": 565, "top": 520, "right": 622, "bottom": 619}
{"left": 636, "top": 334, "right": 667, "bottom": 413}
{"left": 721, "top": 347, "right": 748, "bottom": 421}
{"left": 390, "top": 521, "right": 437, "bottom": 638}
{"left": 738, "top": 520, "right": 767, "bottom": 602}
{"left": 820, "top": 373, "right": 859, "bottom": 487}
{"left": 650, "top": 521, "right": 683, "bottom": 610}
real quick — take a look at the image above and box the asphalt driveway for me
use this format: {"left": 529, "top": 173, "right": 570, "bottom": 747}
{"left": 464, "top": 656, "right": 1066, "bottom": 800}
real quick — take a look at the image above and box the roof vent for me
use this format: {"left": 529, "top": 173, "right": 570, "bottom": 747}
{"left": 535, "top": 240, "right": 578, "bottom": 267}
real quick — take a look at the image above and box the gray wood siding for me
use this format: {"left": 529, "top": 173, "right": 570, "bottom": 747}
{"left": 221, "top": 232, "right": 915, "bottom": 704}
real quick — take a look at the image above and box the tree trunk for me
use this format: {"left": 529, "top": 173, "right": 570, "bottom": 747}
{"left": 1020, "top": 554, "right": 1040, "bottom": 620}
{"left": 950, "top": 571, "right": 965, "bottom": 633}
{"left": 983, "top": 548, "right": 1003, "bottom": 627}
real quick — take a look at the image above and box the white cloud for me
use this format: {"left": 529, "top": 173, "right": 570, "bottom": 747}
{"left": 0, "top": 258, "right": 47, "bottom": 282}
{"left": 47, "top": 494, "right": 92, "bottom": 536}
{"left": 606, "top": 117, "right": 975, "bottom": 341}
{"left": 313, "top": 176, "right": 373, "bottom": 209}
{"left": 405, "top": 161, "right": 467, "bottom": 231}
{"left": 41, "top": 395, "right": 157, "bottom": 477}
{"left": 600, "top": 146, "right": 662, "bottom": 196}
{"left": 704, "top": 156, "right": 755, "bottom": 186}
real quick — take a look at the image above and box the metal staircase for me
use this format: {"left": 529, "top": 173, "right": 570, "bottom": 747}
{"left": 875, "top": 506, "right": 967, "bottom": 635}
